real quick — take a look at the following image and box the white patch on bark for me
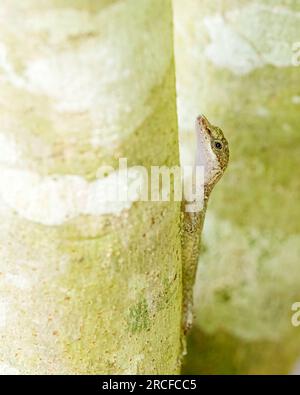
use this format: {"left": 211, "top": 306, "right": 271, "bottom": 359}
{"left": 0, "top": 301, "right": 8, "bottom": 328}
{"left": 0, "top": 133, "right": 21, "bottom": 166}
{"left": 204, "top": 4, "right": 300, "bottom": 75}
{"left": 5, "top": 273, "right": 31, "bottom": 290}
{"left": 0, "top": 43, "right": 27, "bottom": 89}
{"left": 0, "top": 167, "right": 145, "bottom": 226}
{"left": 0, "top": 363, "right": 20, "bottom": 375}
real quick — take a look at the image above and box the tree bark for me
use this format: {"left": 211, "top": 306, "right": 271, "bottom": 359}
{"left": 174, "top": 0, "right": 300, "bottom": 374}
{"left": 0, "top": 0, "right": 182, "bottom": 374}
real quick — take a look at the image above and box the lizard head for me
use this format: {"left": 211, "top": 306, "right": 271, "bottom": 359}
{"left": 195, "top": 115, "right": 229, "bottom": 191}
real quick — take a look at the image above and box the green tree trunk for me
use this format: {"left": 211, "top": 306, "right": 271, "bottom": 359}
{"left": 0, "top": 0, "right": 182, "bottom": 374}
{"left": 174, "top": 0, "right": 300, "bottom": 374}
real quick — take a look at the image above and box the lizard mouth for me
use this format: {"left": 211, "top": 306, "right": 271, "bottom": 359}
{"left": 196, "top": 114, "right": 212, "bottom": 137}
{"left": 196, "top": 115, "right": 214, "bottom": 147}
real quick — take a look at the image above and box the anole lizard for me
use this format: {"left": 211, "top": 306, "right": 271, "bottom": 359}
{"left": 181, "top": 115, "right": 229, "bottom": 349}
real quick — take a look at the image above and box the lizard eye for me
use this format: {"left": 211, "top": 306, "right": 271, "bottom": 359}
{"left": 214, "top": 140, "right": 223, "bottom": 150}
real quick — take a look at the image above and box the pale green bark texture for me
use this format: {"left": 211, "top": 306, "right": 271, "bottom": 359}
{"left": 0, "top": 0, "right": 182, "bottom": 374}
{"left": 174, "top": 0, "right": 300, "bottom": 374}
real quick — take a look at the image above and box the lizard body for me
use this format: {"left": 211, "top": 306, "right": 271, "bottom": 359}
{"left": 181, "top": 115, "right": 229, "bottom": 348}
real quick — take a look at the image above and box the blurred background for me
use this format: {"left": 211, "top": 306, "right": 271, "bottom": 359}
{"left": 174, "top": 0, "right": 300, "bottom": 374}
